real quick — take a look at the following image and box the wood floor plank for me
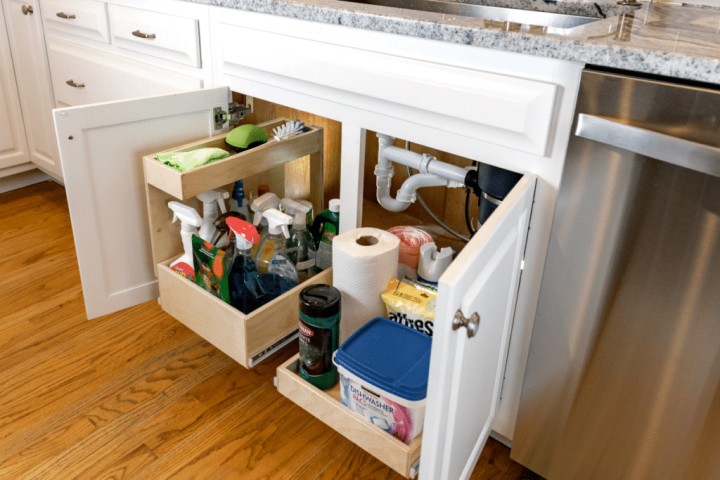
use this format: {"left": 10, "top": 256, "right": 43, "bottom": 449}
{"left": 0, "top": 181, "right": 538, "bottom": 479}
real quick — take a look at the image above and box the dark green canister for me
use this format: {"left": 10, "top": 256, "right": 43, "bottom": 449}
{"left": 299, "top": 284, "right": 341, "bottom": 390}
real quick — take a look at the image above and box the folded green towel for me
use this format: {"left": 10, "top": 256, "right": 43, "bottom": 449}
{"left": 156, "top": 147, "right": 230, "bottom": 172}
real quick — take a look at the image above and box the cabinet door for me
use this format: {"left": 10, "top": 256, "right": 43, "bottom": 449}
{"left": 3, "top": 0, "right": 61, "bottom": 178}
{"left": 420, "top": 175, "right": 535, "bottom": 480}
{"left": 0, "top": 1, "right": 29, "bottom": 169}
{"left": 53, "top": 87, "right": 230, "bottom": 319}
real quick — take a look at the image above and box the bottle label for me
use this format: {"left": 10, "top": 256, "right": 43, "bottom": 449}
{"left": 296, "top": 258, "right": 316, "bottom": 271}
{"left": 299, "top": 312, "right": 339, "bottom": 377}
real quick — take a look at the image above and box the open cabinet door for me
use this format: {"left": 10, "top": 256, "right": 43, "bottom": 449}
{"left": 419, "top": 174, "right": 536, "bottom": 480}
{"left": 54, "top": 87, "right": 231, "bottom": 319}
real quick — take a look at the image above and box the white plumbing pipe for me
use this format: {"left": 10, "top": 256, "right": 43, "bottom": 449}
{"left": 375, "top": 133, "right": 469, "bottom": 212}
{"left": 396, "top": 173, "right": 451, "bottom": 203}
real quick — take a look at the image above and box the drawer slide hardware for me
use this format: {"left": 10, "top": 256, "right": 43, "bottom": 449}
{"left": 56, "top": 12, "right": 76, "bottom": 19}
{"left": 132, "top": 30, "right": 156, "bottom": 40}
{"left": 213, "top": 102, "right": 252, "bottom": 130}
{"left": 452, "top": 310, "right": 479, "bottom": 338}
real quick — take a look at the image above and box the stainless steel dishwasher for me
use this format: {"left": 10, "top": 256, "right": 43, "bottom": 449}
{"left": 512, "top": 68, "right": 720, "bottom": 479}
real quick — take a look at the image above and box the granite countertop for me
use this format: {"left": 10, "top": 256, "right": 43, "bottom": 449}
{"left": 191, "top": 0, "right": 720, "bottom": 84}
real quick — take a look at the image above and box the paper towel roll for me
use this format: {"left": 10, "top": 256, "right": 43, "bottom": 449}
{"left": 333, "top": 227, "right": 399, "bottom": 342}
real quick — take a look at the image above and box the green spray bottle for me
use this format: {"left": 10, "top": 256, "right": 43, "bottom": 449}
{"left": 311, "top": 199, "right": 340, "bottom": 271}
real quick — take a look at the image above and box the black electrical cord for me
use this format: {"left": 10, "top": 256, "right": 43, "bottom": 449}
{"left": 465, "top": 187, "right": 477, "bottom": 236}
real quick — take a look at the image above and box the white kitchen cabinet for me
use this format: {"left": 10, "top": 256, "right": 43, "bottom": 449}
{"left": 53, "top": 5, "right": 583, "bottom": 479}
{"left": 3, "top": 0, "right": 62, "bottom": 180}
{"left": 55, "top": 82, "right": 538, "bottom": 479}
{"left": 41, "top": 0, "right": 212, "bottom": 110}
{"left": 210, "top": 8, "right": 583, "bottom": 477}
{"left": 0, "top": 0, "right": 29, "bottom": 173}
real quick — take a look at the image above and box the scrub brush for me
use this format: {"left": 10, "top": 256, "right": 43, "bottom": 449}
{"left": 273, "top": 120, "right": 307, "bottom": 141}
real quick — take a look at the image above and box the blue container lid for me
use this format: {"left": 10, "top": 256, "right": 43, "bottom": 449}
{"left": 334, "top": 317, "right": 431, "bottom": 402}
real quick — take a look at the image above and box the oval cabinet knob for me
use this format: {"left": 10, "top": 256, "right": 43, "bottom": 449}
{"left": 21, "top": 4, "right": 33, "bottom": 15}
{"left": 452, "top": 310, "right": 480, "bottom": 338}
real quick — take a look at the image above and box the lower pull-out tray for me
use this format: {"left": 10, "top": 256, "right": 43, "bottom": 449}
{"left": 158, "top": 259, "right": 332, "bottom": 369}
{"left": 276, "top": 354, "right": 422, "bottom": 478}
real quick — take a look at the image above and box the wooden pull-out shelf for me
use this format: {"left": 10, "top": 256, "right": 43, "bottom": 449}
{"left": 143, "top": 117, "right": 326, "bottom": 368}
{"left": 144, "top": 118, "right": 323, "bottom": 200}
{"left": 158, "top": 262, "right": 332, "bottom": 368}
{"left": 276, "top": 354, "right": 422, "bottom": 478}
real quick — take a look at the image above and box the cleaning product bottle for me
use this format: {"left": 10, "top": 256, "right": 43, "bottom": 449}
{"left": 197, "top": 189, "right": 230, "bottom": 245}
{"left": 255, "top": 208, "right": 298, "bottom": 308}
{"left": 225, "top": 217, "right": 261, "bottom": 314}
{"left": 311, "top": 198, "right": 340, "bottom": 271}
{"left": 250, "top": 192, "right": 280, "bottom": 235}
{"left": 229, "top": 180, "right": 251, "bottom": 221}
{"left": 281, "top": 198, "right": 317, "bottom": 283}
{"left": 168, "top": 201, "right": 203, "bottom": 281}
{"left": 299, "top": 199, "right": 314, "bottom": 230}
{"left": 417, "top": 242, "right": 453, "bottom": 286}
{"left": 298, "top": 284, "right": 341, "bottom": 390}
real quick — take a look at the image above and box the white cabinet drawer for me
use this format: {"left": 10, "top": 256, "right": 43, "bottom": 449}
{"left": 41, "top": 0, "right": 109, "bottom": 43}
{"left": 108, "top": 4, "right": 200, "bottom": 67}
{"left": 46, "top": 40, "right": 202, "bottom": 106}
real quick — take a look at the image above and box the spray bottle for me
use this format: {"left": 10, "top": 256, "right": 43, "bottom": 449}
{"left": 225, "top": 217, "right": 261, "bottom": 314}
{"left": 311, "top": 198, "right": 340, "bottom": 271}
{"left": 230, "top": 179, "right": 251, "bottom": 221}
{"left": 417, "top": 242, "right": 453, "bottom": 286}
{"left": 250, "top": 192, "right": 280, "bottom": 247}
{"left": 168, "top": 201, "right": 203, "bottom": 281}
{"left": 281, "top": 198, "right": 317, "bottom": 282}
{"left": 197, "top": 189, "right": 230, "bottom": 246}
{"left": 255, "top": 208, "right": 298, "bottom": 308}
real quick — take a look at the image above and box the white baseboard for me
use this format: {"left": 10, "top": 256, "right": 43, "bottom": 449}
{"left": 0, "top": 168, "right": 55, "bottom": 194}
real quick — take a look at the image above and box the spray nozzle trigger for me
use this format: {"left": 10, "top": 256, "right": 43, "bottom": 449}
{"left": 196, "top": 189, "right": 229, "bottom": 214}
{"left": 280, "top": 198, "right": 311, "bottom": 229}
{"left": 250, "top": 192, "right": 280, "bottom": 226}
{"left": 261, "top": 208, "right": 293, "bottom": 238}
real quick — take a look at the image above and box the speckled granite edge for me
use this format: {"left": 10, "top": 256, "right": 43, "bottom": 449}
{"left": 188, "top": 0, "right": 720, "bottom": 84}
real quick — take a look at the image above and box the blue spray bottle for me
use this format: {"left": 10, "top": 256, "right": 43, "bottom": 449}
{"left": 225, "top": 217, "right": 261, "bottom": 314}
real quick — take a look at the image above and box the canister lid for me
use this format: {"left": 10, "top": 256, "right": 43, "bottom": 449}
{"left": 300, "top": 284, "right": 341, "bottom": 318}
{"left": 334, "top": 317, "right": 431, "bottom": 401}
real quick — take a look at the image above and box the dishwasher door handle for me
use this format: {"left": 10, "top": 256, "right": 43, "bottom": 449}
{"left": 575, "top": 113, "right": 720, "bottom": 178}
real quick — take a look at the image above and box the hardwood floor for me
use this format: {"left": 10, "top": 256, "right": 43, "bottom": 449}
{"left": 0, "top": 181, "right": 540, "bottom": 479}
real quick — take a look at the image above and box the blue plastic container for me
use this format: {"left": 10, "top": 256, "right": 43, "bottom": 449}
{"left": 333, "top": 317, "right": 431, "bottom": 444}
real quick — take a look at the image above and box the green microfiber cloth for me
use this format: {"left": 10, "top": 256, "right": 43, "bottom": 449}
{"left": 156, "top": 147, "right": 230, "bottom": 172}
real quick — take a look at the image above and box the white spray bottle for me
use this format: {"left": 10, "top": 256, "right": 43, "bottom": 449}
{"left": 168, "top": 201, "right": 203, "bottom": 280}
{"left": 417, "top": 242, "right": 453, "bottom": 285}
{"left": 250, "top": 192, "right": 280, "bottom": 227}
{"left": 280, "top": 198, "right": 317, "bottom": 282}
{"left": 197, "top": 189, "right": 230, "bottom": 246}
{"left": 255, "top": 208, "right": 298, "bottom": 282}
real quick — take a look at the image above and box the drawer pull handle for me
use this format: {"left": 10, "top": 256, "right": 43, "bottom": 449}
{"left": 66, "top": 79, "right": 85, "bottom": 89}
{"left": 132, "top": 30, "right": 156, "bottom": 40}
{"left": 452, "top": 310, "right": 480, "bottom": 338}
{"left": 56, "top": 12, "right": 76, "bottom": 19}
{"left": 21, "top": 5, "right": 33, "bottom": 15}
